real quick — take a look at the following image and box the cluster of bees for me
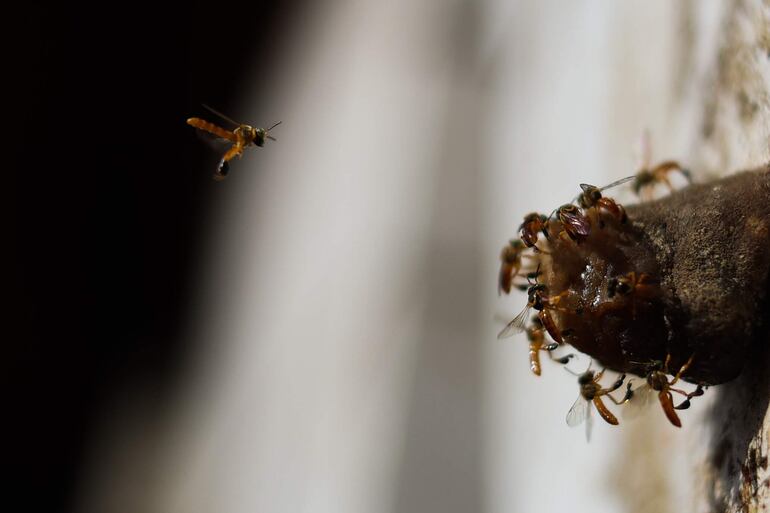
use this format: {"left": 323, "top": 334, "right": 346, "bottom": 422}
{"left": 497, "top": 156, "right": 703, "bottom": 438}
{"left": 187, "top": 105, "right": 280, "bottom": 180}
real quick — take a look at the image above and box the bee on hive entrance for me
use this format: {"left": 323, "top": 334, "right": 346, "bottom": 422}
{"left": 187, "top": 104, "right": 281, "bottom": 180}
{"left": 576, "top": 176, "right": 635, "bottom": 225}
{"left": 497, "top": 271, "right": 572, "bottom": 343}
{"left": 498, "top": 239, "right": 539, "bottom": 295}
{"left": 518, "top": 213, "right": 551, "bottom": 251}
{"left": 566, "top": 367, "right": 627, "bottom": 441}
{"left": 623, "top": 354, "right": 705, "bottom": 428}
{"left": 525, "top": 316, "right": 574, "bottom": 376}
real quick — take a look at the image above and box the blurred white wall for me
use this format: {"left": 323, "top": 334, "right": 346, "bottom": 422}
{"left": 79, "top": 2, "right": 738, "bottom": 513}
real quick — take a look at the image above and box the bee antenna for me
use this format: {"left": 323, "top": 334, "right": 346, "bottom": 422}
{"left": 527, "top": 263, "right": 542, "bottom": 285}
{"left": 563, "top": 366, "right": 581, "bottom": 377}
{"left": 545, "top": 206, "right": 559, "bottom": 225}
{"left": 267, "top": 121, "right": 282, "bottom": 131}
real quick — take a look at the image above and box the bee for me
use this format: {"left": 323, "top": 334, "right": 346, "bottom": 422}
{"left": 497, "top": 274, "right": 570, "bottom": 343}
{"left": 606, "top": 271, "right": 657, "bottom": 299}
{"left": 525, "top": 316, "right": 574, "bottom": 376}
{"left": 624, "top": 354, "right": 703, "bottom": 427}
{"left": 518, "top": 213, "right": 550, "bottom": 251}
{"left": 498, "top": 239, "right": 538, "bottom": 295}
{"left": 566, "top": 368, "right": 627, "bottom": 440}
{"left": 576, "top": 176, "right": 635, "bottom": 224}
{"left": 592, "top": 271, "right": 659, "bottom": 319}
{"left": 556, "top": 204, "right": 591, "bottom": 242}
{"left": 632, "top": 161, "right": 691, "bottom": 198}
{"left": 632, "top": 131, "right": 691, "bottom": 198}
{"left": 187, "top": 105, "right": 281, "bottom": 180}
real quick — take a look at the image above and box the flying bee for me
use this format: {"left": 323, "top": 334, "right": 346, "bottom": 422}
{"left": 518, "top": 213, "right": 551, "bottom": 251}
{"left": 497, "top": 273, "right": 571, "bottom": 342}
{"left": 577, "top": 176, "right": 635, "bottom": 224}
{"left": 556, "top": 204, "right": 591, "bottom": 243}
{"left": 498, "top": 239, "right": 538, "bottom": 295}
{"left": 187, "top": 104, "right": 281, "bottom": 180}
{"left": 566, "top": 368, "right": 627, "bottom": 440}
{"left": 623, "top": 354, "right": 703, "bottom": 428}
{"left": 525, "top": 316, "right": 574, "bottom": 376}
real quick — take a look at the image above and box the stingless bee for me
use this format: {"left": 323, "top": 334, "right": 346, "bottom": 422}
{"left": 187, "top": 104, "right": 281, "bottom": 180}
{"left": 624, "top": 354, "right": 704, "bottom": 427}
{"left": 576, "top": 176, "right": 635, "bottom": 224}
{"left": 525, "top": 316, "right": 574, "bottom": 376}
{"left": 566, "top": 368, "right": 627, "bottom": 440}
{"left": 594, "top": 271, "right": 659, "bottom": 318}
{"left": 497, "top": 272, "right": 572, "bottom": 343}
{"left": 498, "top": 239, "right": 538, "bottom": 295}
{"left": 518, "top": 213, "right": 551, "bottom": 251}
{"left": 632, "top": 131, "right": 691, "bottom": 198}
{"left": 555, "top": 204, "right": 591, "bottom": 243}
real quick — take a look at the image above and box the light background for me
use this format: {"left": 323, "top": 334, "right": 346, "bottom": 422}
{"left": 76, "top": 1, "right": 767, "bottom": 512}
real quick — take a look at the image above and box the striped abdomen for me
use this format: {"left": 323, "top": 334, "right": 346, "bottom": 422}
{"left": 187, "top": 117, "right": 237, "bottom": 142}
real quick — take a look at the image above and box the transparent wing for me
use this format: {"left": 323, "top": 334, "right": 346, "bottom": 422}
{"left": 497, "top": 305, "right": 531, "bottom": 339}
{"left": 566, "top": 395, "right": 589, "bottom": 427}
{"left": 195, "top": 128, "right": 234, "bottom": 151}
{"left": 622, "top": 383, "right": 654, "bottom": 420}
{"left": 598, "top": 175, "right": 635, "bottom": 192}
{"left": 585, "top": 404, "right": 593, "bottom": 442}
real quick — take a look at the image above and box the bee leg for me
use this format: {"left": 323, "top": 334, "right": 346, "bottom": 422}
{"left": 215, "top": 144, "right": 244, "bottom": 180}
{"left": 669, "top": 354, "right": 695, "bottom": 386}
{"left": 606, "top": 383, "right": 632, "bottom": 405}
{"left": 672, "top": 384, "right": 704, "bottom": 410}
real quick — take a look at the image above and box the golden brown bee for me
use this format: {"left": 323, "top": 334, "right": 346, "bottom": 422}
{"left": 606, "top": 271, "right": 657, "bottom": 298}
{"left": 498, "top": 239, "right": 537, "bottom": 295}
{"left": 566, "top": 369, "right": 627, "bottom": 440}
{"left": 187, "top": 105, "right": 281, "bottom": 180}
{"left": 593, "top": 271, "right": 659, "bottom": 319}
{"left": 624, "top": 355, "right": 703, "bottom": 428}
{"left": 633, "top": 161, "right": 691, "bottom": 198}
{"left": 556, "top": 204, "right": 591, "bottom": 242}
{"left": 518, "top": 213, "right": 550, "bottom": 251}
{"left": 577, "top": 177, "right": 634, "bottom": 224}
{"left": 525, "top": 316, "right": 574, "bottom": 376}
{"left": 497, "top": 279, "right": 570, "bottom": 342}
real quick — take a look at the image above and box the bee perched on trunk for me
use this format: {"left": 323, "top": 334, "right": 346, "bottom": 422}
{"left": 632, "top": 161, "right": 691, "bottom": 198}
{"left": 187, "top": 104, "right": 281, "bottom": 180}
{"left": 632, "top": 131, "right": 691, "bottom": 199}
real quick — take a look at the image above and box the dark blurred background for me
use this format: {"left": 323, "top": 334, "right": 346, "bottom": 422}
{"left": 9, "top": 3, "right": 299, "bottom": 511}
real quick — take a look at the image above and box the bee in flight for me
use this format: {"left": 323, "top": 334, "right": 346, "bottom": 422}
{"left": 187, "top": 104, "right": 281, "bottom": 180}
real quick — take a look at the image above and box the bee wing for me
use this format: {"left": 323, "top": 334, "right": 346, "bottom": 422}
{"left": 598, "top": 175, "right": 635, "bottom": 192}
{"left": 622, "top": 383, "right": 654, "bottom": 419}
{"left": 585, "top": 404, "right": 593, "bottom": 442}
{"left": 560, "top": 209, "right": 591, "bottom": 237}
{"left": 566, "top": 395, "right": 589, "bottom": 427}
{"left": 195, "top": 128, "right": 235, "bottom": 150}
{"left": 497, "top": 305, "right": 531, "bottom": 339}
